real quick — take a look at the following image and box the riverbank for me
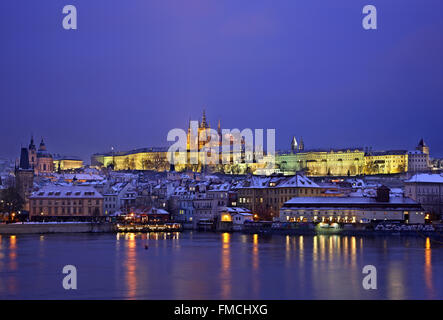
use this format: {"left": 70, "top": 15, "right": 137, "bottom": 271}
{"left": 0, "top": 222, "right": 115, "bottom": 234}
{"left": 243, "top": 228, "right": 441, "bottom": 239}
{"left": 1, "top": 221, "right": 442, "bottom": 239}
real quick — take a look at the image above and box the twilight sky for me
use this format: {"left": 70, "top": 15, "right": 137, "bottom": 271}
{"left": 1, "top": 0, "right": 443, "bottom": 162}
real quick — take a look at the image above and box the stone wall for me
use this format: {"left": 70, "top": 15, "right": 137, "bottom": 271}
{"left": 0, "top": 222, "right": 115, "bottom": 234}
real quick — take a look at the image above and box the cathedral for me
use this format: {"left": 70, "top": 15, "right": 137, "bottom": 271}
{"left": 291, "top": 136, "right": 304, "bottom": 153}
{"left": 186, "top": 109, "right": 222, "bottom": 152}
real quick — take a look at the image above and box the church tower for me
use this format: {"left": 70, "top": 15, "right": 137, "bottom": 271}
{"left": 298, "top": 137, "right": 304, "bottom": 151}
{"left": 200, "top": 109, "right": 208, "bottom": 129}
{"left": 291, "top": 136, "right": 298, "bottom": 153}
{"left": 416, "top": 138, "right": 429, "bottom": 155}
{"left": 15, "top": 147, "right": 34, "bottom": 211}
{"left": 28, "top": 135, "right": 37, "bottom": 172}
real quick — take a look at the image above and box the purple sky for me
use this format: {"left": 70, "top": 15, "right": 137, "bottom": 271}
{"left": 1, "top": 0, "right": 443, "bottom": 162}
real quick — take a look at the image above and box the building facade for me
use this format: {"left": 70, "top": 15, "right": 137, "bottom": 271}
{"left": 91, "top": 147, "right": 169, "bottom": 171}
{"left": 280, "top": 187, "right": 425, "bottom": 224}
{"left": 35, "top": 138, "right": 54, "bottom": 174}
{"left": 408, "top": 150, "right": 429, "bottom": 173}
{"left": 91, "top": 110, "right": 269, "bottom": 175}
{"left": 236, "top": 175, "right": 324, "bottom": 220}
{"left": 53, "top": 155, "right": 83, "bottom": 171}
{"left": 404, "top": 173, "right": 443, "bottom": 220}
{"left": 363, "top": 150, "right": 408, "bottom": 175}
{"left": 29, "top": 186, "right": 104, "bottom": 220}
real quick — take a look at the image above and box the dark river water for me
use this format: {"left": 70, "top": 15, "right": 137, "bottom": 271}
{"left": 0, "top": 232, "right": 442, "bottom": 299}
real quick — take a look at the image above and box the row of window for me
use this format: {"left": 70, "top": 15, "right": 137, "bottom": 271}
{"left": 32, "top": 206, "right": 100, "bottom": 215}
{"left": 32, "top": 199, "right": 100, "bottom": 206}
{"left": 240, "top": 188, "right": 320, "bottom": 195}
{"left": 285, "top": 210, "right": 403, "bottom": 216}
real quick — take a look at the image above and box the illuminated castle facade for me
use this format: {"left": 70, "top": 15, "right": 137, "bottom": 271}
{"left": 91, "top": 112, "right": 430, "bottom": 177}
{"left": 276, "top": 138, "right": 431, "bottom": 176}
{"left": 92, "top": 110, "right": 267, "bottom": 174}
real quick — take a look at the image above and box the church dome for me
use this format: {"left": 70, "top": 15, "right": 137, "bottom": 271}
{"left": 37, "top": 138, "right": 52, "bottom": 158}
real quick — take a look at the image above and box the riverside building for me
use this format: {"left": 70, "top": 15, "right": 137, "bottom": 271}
{"left": 280, "top": 186, "right": 425, "bottom": 224}
{"left": 29, "top": 186, "right": 103, "bottom": 221}
{"left": 404, "top": 173, "right": 443, "bottom": 220}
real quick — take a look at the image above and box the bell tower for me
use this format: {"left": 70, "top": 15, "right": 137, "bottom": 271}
{"left": 28, "top": 135, "right": 37, "bottom": 172}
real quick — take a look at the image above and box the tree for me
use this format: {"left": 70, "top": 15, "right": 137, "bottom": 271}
{"left": 129, "top": 158, "right": 136, "bottom": 170}
{"left": 142, "top": 159, "right": 153, "bottom": 170}
{"left": 123, "top": 158, "right": 130, "bottom": 170}
{"left": 152, "top": 153, "right": 167, "bottom": 171}
{"left": 231, "top": 165, "right": 240, "bottom": 175}
{"left": 0, "top": 187, "right": 24, "bottom": 214}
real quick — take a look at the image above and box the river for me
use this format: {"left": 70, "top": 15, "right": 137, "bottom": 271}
{"left": 0, "top": 232, "right": 441, "bottom": 299}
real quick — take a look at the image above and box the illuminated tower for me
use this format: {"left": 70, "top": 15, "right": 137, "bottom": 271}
{"left": 298, "top": 137, "right": 304, "bottom": 151}
{"left": 291, "top": 136, "right": 298, "bottom": 153}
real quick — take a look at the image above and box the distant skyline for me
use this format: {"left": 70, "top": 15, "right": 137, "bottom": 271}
{"left": 1, "top": 0, "right": 443, "bottom": 161}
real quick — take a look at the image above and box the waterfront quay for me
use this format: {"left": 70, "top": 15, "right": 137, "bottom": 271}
{"left": 0, "top": 220, "right": 442, "bottom": 240}
{"left": 0, "top": 222, "right": 114, "bottom": 234}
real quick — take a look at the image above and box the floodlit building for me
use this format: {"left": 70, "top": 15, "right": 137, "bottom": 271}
{"left": 219, "top": 207, "right": 253, "bottom": 225}
{"left": 280, "top": 186, "right": 425, "bottom": 224}
{"left": 277, "top": 148, "right": 366, "bottom": 176}
{"left": 53, "top": 155, "right": 83, "bottom": 171}
{"left": 91, "top": 147, "right": 169, "bottom": 171}
{"left": 363, "top": 150, "right": 408, "bottom": 175}
{"left": 91, "top": 110, "right": 270, "bottom": 175}
{"left": 276, "top": 138, "right": 432, "bottom": 177}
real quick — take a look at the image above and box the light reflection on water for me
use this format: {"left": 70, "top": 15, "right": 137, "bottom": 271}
{"left": 220, "top": 233, "right": 231, "bottom": 299}
{"left": 0, "top": 232, "right": 442, "bottom": 299}
{"left": 125, "top": 233, "right": 137, "bottom": 299}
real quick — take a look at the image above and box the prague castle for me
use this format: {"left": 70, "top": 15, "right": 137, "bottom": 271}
{"left": 91, "top": 111, "right": 431, "bottom": 177}
{"left": 276, "top": 138, "right": 431, "bottom": 176}
{"left": 92, "top": 110, "right": 260, "bottom": 174}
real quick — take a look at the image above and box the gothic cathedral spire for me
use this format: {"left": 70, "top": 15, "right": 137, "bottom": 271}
{"left": 291, "top": 136, "right": 298, "bottom": 153}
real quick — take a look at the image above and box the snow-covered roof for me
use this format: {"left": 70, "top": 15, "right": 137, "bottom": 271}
{"left": 405, "top": 173, "right": 443, "bottom": 184}
{"left": 221, "top": 207, "right": 251, "bottom": 214}
{"left": 30, "top": 185, "right": 102, "bottom": 198}
{"left": 62, "top": 173, "right": 105, "bottom": 181}
{"left": 408, "top": 150, "right": 425, "bottom": 155}
{"left": 277, "top": 175, "right": 319, "bottom": 188}
{"left": 283, "top": 196, "right": 419, "bottom": 207}
{"left": 209, "top": 183, "right": 231, "bottom": 191}
{"left": 236, "top": 174, "right": 319, "bottom": 189}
